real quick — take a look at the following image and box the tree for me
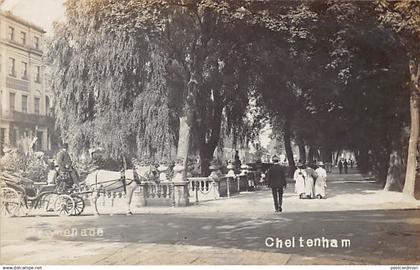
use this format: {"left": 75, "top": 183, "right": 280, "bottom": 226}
{"left": 48, "top": 0, "right": 177, "bottom": 163}
{"left": 376, "top": 0, "right": 420, "bottom": 197}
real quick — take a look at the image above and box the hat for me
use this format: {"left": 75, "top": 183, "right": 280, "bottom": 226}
{"left": 318, "top": 162, "right": 325, "bottom": 166}
{"left": 296, "top": 162, "right": 303, "bottom": 167}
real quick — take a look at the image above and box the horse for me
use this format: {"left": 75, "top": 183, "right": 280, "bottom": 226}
{"left": 83, "top": 164, "right": 158, "bottom": 215}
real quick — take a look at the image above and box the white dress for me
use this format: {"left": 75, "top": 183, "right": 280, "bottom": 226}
{"left": 315, "top": 167, "right": 327, "bottom": 197}
{"left": 305, "top": 168, "right": 317, "bottom": 198}
{"left": 293, "top": 168, "right": 307, "bottom": 196}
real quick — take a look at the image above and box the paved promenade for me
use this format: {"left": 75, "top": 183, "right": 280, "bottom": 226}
{"left": 1, "top": 170, "right": 419, "bottom": 265}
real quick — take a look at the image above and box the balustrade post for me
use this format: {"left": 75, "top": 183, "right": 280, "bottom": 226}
{"left": 226, "top": 160, "right": 235, "bottom": 196}
{"left": 209, "top": 164, "right": 220, "bottom": 199}
{"left": 134, "top": 183, "right": 147, "bottom": 207}
{"left": 195, "top": 181, "right": 199, "bottom": 205}
{"left": 171, "top": 161, "right": 189, "bottom": 206}
{"left": 171, "top": 182, "right": 176, "bottom": 207}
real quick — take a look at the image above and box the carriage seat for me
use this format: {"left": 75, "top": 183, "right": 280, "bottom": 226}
{"left": 33, "top": 181, "right": 57, "bottom": 193}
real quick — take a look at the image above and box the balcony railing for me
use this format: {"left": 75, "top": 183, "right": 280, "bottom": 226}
{"left": 0, "top": 110, "right": 54, "bottom": 126}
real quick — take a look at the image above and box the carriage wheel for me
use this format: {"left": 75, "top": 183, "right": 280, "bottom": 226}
{"left": 53, "top": 194, "right": 74, "bottom": 216}
{"left": 0, "top": 187, "right": 21, "bottom": 217}
{"left": 71, "top": 195, "right": 85, "bottom": 216}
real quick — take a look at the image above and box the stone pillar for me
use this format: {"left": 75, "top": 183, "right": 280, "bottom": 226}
{"left": 209, "top": 164, "right": 220, "bottom": 199}
{"left": 134, "top": 183, "right": 147, "bottom": 207}
{"left": 171, "top": 161, "right": 189, "bottom": 206}
{"left": 227, "top": 160, "right": 235, "bottom": 196}
{"left": 172, "top": 162, "right": 184, "bottom": 182}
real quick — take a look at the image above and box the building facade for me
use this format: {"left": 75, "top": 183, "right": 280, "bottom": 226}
{"left": 0, "top": 11, "right": 54, "bottom": 155}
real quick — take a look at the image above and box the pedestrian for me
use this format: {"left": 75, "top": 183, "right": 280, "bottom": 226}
{"left": 350, "top": 159, "right": 354, "bottom": 168}
{"left": 338, "top": 160, "right": 343, "bottom": 174}
{"left": 344, "top": 159, "right": 349, "bottom": 174}
{"left": 315, "top": 162, "right": 327, "bottom": 199}
{"left": 305, "top": 164, "right": 318, "bottom": 199}
{"left": 234, "top": 150, "right": 241, "bottom": 174}
{"left": 293, "top": 162, "right": 307, "bottom": 199}
{"left": 266, "top": 155, "right": 287, "bottom": 212}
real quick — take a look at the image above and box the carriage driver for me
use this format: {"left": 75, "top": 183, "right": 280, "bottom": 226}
{"left": 56, "top": 143, "right": 80, "bottom": 186}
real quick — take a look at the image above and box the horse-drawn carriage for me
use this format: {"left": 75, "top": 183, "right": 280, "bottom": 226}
{"left": 0, "top": 170, "right": 85, "bottom": 217}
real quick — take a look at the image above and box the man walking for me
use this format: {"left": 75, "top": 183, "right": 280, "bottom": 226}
{"left": 266, "top": 156, "right": 287, "bottom": 212}
{"left": 338, "top": 160, "right": 343, "bottom": 174}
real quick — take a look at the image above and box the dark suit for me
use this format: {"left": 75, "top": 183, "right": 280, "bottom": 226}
{"left": 267, "top": 163, "right": 287, "bottom": 211}
{"left": 56, "top": 150, "right": 79, "bottom": 185}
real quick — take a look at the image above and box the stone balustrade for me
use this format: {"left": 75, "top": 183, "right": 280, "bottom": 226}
{"left": 90, "top": 161, "right": 263, "bottom": 209}
{"left": 188, "top": 177, "right": 218, "bottom": 203}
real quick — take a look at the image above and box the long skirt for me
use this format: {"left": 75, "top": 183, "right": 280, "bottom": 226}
{"left": 314, "top": 177, "right": 327, "bottom": 198}
{"left": 295, "top": 178, "right": 305, "bottom": 196}
{"left": 304, "top": 176, "right": 315, "bottom": 198}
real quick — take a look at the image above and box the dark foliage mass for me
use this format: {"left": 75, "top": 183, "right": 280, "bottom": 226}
{"left": 48, "top": 0, "right": 419, "bottom": 194}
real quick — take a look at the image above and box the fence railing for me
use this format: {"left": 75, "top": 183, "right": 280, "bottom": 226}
{"left": 134, "top": 180, "right": 189, "bottom": 207}
{"left": 86, "top": 170, "right": 262, "bottom": 209}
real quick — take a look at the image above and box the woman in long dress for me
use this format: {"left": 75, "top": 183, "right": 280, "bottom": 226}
{"left": 293, "top": 163, "right": 307, "bottom": 198}
{"left": 305, "top": 165, "right": 318, "bottom": 199}
{"left": 315, "top": 162, "right": 327, "bottom": 198}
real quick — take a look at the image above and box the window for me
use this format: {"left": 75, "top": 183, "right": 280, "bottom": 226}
{"left": 21, "top": 95, "right": 28, "bottom": 113}
{"left": 35, "top": 66, "right": 41, "bottom": 82}
{"left": 34, "top": 36, "right": 40, "bottom": 49}
{"left": 8, "top": 26, "right": 14, "bottom": 40}
{"left": 9, "top": 93, "right": 15, "bottom": 111}
{"left": 21, "top": 62, "right": 28, "bottom": 79}
{"left": 20, "top": 32, "right": 26, "bottom": 45}
{"left": 9, "top": 58, "right": 16, "bottom": 77}
{"left": 0, "top": 128, "right": 5, "bottom": 155}
{"left": 45, "top": 96, "right": 50, "bottom": 116}
{"left": 34, "top": 97, "right": 40, "bottom": 114}
{"left": 11, "top": 128, "right": 18, "bottom": 146}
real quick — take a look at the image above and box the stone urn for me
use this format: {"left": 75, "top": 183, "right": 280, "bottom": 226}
{"left": 172, "top": 162, "right": 185, "bottom": 182}
{"left": 226, "top": 160, "right": 236, "bottom": 177}
{"left": 208, "top": 164, "right": 220, "bottom": 181}
{"left": 158, "top": 162, "right": 169, "bottom": 182}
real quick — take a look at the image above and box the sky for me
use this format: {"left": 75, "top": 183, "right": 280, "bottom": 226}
{"left": 1, "top": 0, "right": 65, "bottom": 35}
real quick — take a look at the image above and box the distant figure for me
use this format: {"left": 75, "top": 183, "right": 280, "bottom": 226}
{"left": 234, "top": 150, "right": 241, "bottom": 174}
{"left": 293, "top": 162, "right": 307, "bottom": 199}
{"left": 266, "top": 156, "right": 287, "bottom": 212}
{"left": 305, "top": 164, "right": 318, "bottom": 199}
{"left": 315, "top": 162, "right": 327, "bottom": 199}
{"left": 47, "top": 162, "right": 59, "bottom": 185}
{"left": 344, "top": 159, "right": 349, "bottom": 174}
{"left": 338, "top": 160, "right": 343, "bottom": 174}
{"left": 350, "top": 159, "right": 354, "bottom": 168}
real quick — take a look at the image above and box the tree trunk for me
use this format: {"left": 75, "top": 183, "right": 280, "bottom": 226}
{"left": 403, "top": 59, "right": 419, "bottom": 198}
{"left": 335, "top": 150, "right": 341, "bottom": 165}
{"left": 199, "top": 146, "right": 213, "bottom": 176}
{"left": 384, "top": 150, "right": 404, "bottom": 191}
{"left": 297, "top": 137, "right": 306, "bottom": 164}
{"left": 283, "top": 117, "right": 295, "bottom": 175}
{"left": 357, "top": 147, "right": 370, "bottom": 173}
{"left": 308, "top": 146, "right": 318, "bottom": 163}
{"left": 177, "top": 115, "right": 192, "bottom": 180}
